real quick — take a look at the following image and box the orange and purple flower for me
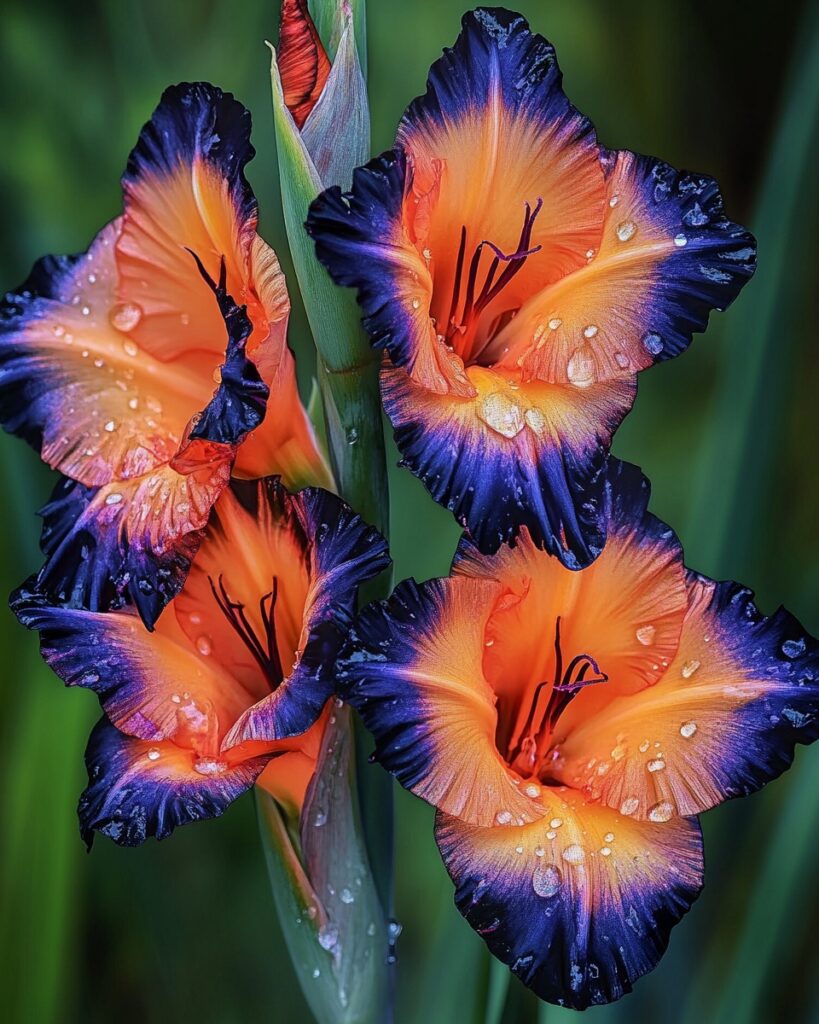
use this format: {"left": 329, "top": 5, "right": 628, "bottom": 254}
{"left": 307, "top": 8, "right": 756, "bottom": 567}
{"left": 336, "top": 460, "right": 818, "bottom": 1008}
{"left": 14, "top": 478, "right": 388, "bottom": 845}
{"left": 0, "top": 82, "right": 328, "bottom": 625}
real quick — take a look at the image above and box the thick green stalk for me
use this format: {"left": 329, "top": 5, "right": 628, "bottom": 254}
{"left": 270, "top": 0, "right": 394, "bottom": 1000}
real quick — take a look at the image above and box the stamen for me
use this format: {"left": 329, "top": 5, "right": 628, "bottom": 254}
{"left": 208, "top": 574, "right": 285, "bottom": 689}
{"left": 446, "top": 198, "right": 543, "bottom": 351}
{"left": 506, "top": 616, "right": 608, "bottom": 776}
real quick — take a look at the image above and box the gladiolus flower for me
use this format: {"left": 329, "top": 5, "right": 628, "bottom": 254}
{"left": 0, "top": 83, "right": 329, "bottom": 625}
{"left": 307, "top": 8, "right": 756, "bottom": 567}
{"left": 336, "top": 460, "right": 818, "bottom": 1008}
{"left": 14, "top": 478, "right": 388, "bottom": 845}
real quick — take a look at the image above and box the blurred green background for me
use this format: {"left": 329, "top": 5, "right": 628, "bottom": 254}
{"left": 1, "top": 1, "right": 817, "bottom": 1021}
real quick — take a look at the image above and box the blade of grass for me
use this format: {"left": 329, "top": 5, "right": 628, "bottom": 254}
{"left": 484, "top": 956, "right": 511, "bottom": 1024}
{"left": 681, "top": 3, "right": 819, "bottom": 1022}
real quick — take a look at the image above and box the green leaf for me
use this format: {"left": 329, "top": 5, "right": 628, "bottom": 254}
{"left": 257, "top": 705, "right": 388, "bottom": 1024}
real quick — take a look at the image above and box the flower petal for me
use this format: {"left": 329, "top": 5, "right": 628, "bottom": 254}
{"left": 79, "top": 717, "right": 268, "bottom": 847}
{"left": 553, "top": 572, "right": 819, "bottom": 819}
{"left": 337, "top": 575, "right": 543, "bottom": 827}
{"left": 382, "top": 359, "right": 635, "bottom": 560}
{"left": 509, "top": 150, "right": 757, "bottom": 383}
{"left": 436, "top": 789, "right": 703, "bottom": 1009}
{"left": 453, "top": 458, "right": 689, "bottom": 737}
{"left": 277, "top": 0, "right": 332, "bottom": 130}
{"left": 220, "top": 481, "right": 390, "bottom": 745}
{"left": 12, "top": 584, "right": 251, "bottom": 746}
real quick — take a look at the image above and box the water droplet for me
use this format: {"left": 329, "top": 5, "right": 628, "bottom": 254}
{"left": 567, "top": 346, "right": 595, "bottom": 388}
{"left": 524, "top": 408, "right": 546, "bottom": 434}
{"left": 614, "top": 351, "right": 630, "bottom": 369}
{"left": 636, "top": 625, "right": 656, "bottom": 646}
{"left": 611, "top": 743, "right": 626, "bottom": 761}
{"left": 313, "top": 810, "right": 328, "bottom": 827}
{"left": 340, "top": 888, "right": 355, "bottom": 904}
{"left": 600, "top": 846, "right": 612, "bottom": 857}
{"left": 109, "top": 302, "right": 143, "bottom": 333}
{"left": 620, "top": 796, "right": 640, "bottom": 816}
{"left": 642, "top": 332, "right": 664, "bottom": 357}
{"left": 388, "top": 919, "right": 403, "bottom": 941}
{"left": 648, "top": 800, "right": 675, "bottom": 823}
{"left": 783, "top": 638, "right": 806, "bottom": 659}
{"left": 562, "top": 844, "right": 586, "bottom": 865}
{"left": 534, "top": 846, "right": 545, "bottom": 858}
{"left": 639, "top": 740, "right": 650, "bottom": 753}
{"left": 477, "top": 393, "right": 524, "bottom": 438}
{"left": 680, "top": 721, "right": 698, "bottom": 739}
{"left": 583, "top": 324, "right": 599, "bottom": 339}
{"left": 196, "top": 636, "right": 212, "bottom": 656}
{"left": 81, "top": 305, "right": 91, "bottom": 317}
{"left": 105, "top": 492, "right": 123, "bottom": 506}
{"left": 532, "top": 863, "right": 561, "bottom": 897}
{"left": 423, "top": 248, "right": 432, "bottom": 261}
{"left": 674, "top": 233, "right": 688, "bottom": 247}
{"left": 411, "top": 298, "right": 421, "bottom": 310}
{"left": 603, "top": 832, "right": 615, "bottom": 843}
{"left": 609, "top": 194, "right": 620, "bottom": 207}
{"left": 549, "top": 818, "right": 563, "bottom": 829}
{"left": 312, "top": 968, "right": 321, "bottom": 979}
{"left": 128, "top": 397, "right": 139, "bottom": 410}
{"left": 147, "top": 748, "right": 161, "bottom": 761}
{"left": 318, "top": 923, "right": 339, "bottom": 951}
{"left": 194, "top": 757, "right": 227, "bottom": 776}
{"left": 681, "top": 658, "right": 701, "bottom": 678}
{"left": 546, "top": 830, "right": 557, "bottom": 840}
{"left": 366, "top": 921, "right": 377, "bottom": 936}
{"left": 585, "top": 248, "right": 596, "bottom": 260}
{"left": 616, "top": 221, "right": 637, "bottom": 242}
{"left": 524, "top": 783, "right": 541, "bottom": 798}
{"left": 647, "top": 758, "right": 666, "bottom": 773}
{"left": 495, "top": 809, "right": 513, "bottom": 825}
{"left": 548, "top": 317, "right": 562, "bottom": 331}
{"left": 346, "top": 427, "right": 359, "bottom": 446}
{"left": 122, "top": 339, "right": 139, "bottom": 357}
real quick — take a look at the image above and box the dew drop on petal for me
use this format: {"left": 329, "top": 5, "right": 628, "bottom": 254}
{"left": 196, "top": 636, "right": 212, "bottom": 656}
{"left": 680, "top": 721, "right": 698, "bottom": 739}
{"left": 495, "top": 810, "right": 513, "bottom": 825}
{"left": 524, "top": 783, "right": 541, "bottom": 798}
{"left": 524, "top": 408, "right": 546, "bottom": 434}
{"left": 549, "top": 818, "right": 563, "bottom": 829}
{"left": 636, "top": 625, "right": 656, "bottom": 646}
{"left": 600, "top": 846, "right": 612, "bottom": 857}
{"left": 648, "top": 801, "right": 675, "bottom": 823}
{"left": 477, "top": 394, "right": 524, "bottom": 438}
{"left": 603, "top": 832, "right": 615, "bottom": 843}
{"left": 104, "top": 420, "right": 117, "bottom": 433}
{"left": 532, "top": 863, "right": 561, "bottom": 897}
{"left": 647, "top": 758, "right": 666, "bottom": 773}
{"left": 681, "top": 659, "right": 701, "bottom": 678}
{"left": 782, "top": 638, "right": 806, "bottom": 659}
{"left": 147, "top": 748, "right": 161, "bottom": 761}
{"left": 567, "top": 346, "right": 596, "bottom": 388}
{"left": 583, "top": 324, "right": 599, "bottom": 339}
{"left": 620, "top": 796, "right": 640, "bottom": 816}
{"left": 562, "top": 844, "right": 586, "bottom": 865}
{"left": 642, "top": 333, "right": 664, "bottom": 357}
{"left": 105, "top": 492, "right": 123, "bottom": 506}
{"left": 548, "top": 317, "right": 562, "bottom": 331}
{"left": 674, "top": 233, "right": 688, "bottom": 247}
{"left": 616, "top": 221, "right": 637, "bottom": 242}
{"left": 109, "top": 302, "right": 143, "bottom": 333}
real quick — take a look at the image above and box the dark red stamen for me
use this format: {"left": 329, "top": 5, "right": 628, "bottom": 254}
{"left": 507, "top": 616, "right": 608, "bottom": 774}
{"left": 446, "top": 198, "right": 543, "bottom": 349}
{"left": 209, "top": 574, "right": 285, "bottom": 689}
